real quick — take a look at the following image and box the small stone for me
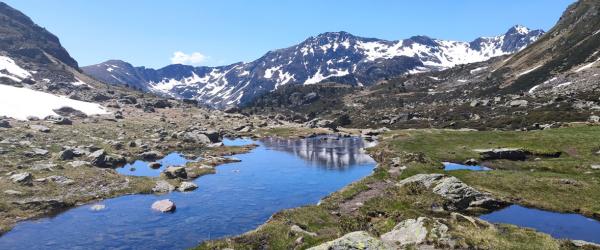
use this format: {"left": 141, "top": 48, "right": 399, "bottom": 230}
{"left": 10, "top": 172, "right": 32, "bottom": 185}
{"left": 151, "top": 199, "right": 176, "bottom": 213}
{"left": 178, "top": 181, "right": 198, "bottom": 192}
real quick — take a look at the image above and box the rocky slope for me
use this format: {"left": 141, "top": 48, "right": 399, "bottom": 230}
{"left": 83, "top": 26, "right": 543, "bottom": 108}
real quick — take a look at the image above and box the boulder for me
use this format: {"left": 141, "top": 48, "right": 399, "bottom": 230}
{"left": 308, "top": 231, "right": 390, "bottom": 250}
{"left": 24, "top": 148, "right": 49, "bottom": 157}
{"left": 474, "top": 148, "right": 528, "bottom": 161}
{"left": 88, "top": 149, "right": 107, "bottom": 167}
{"left": 148, "top": 162, "right": 162, "bottom": 169}
{"left": 152, "top": 180, "right": 175, "bottom": 193}
{"left": 10, "top": 172, "right": 32, "bottom": 185}
{"left": 464, "top": 158, "right": 479, "bottom": 166}
{"left": 139, "top": 151, "right": 164, "bottom": 161}
{"left": 381, "top": 217, "right": 452, "bottom": 248}
{"left": 589, "top": 115, "right": 600, "bottom": 123}
{"left": 182, "top": 131, "right": 212, "bottom": 144}
{"left": 509, "top": 100, "right": 528, "bottom": 107}
{"left": 0, "top": 119, "right": 11, "bottom": 128}
{"left": 399, "top": 174, "right": 507, "bottom": 211}
{"left": 44, "top": 115, "right": 72, "bottom": 125}
{"left": 53, "top": 106, "right": 87, "bottom": 118}
{"left": 177, "top": 181, "right": 198, "bottom": 192}
{"left": 151, "top": 199, "right": 176, "bottom": 213}
{"left": 290, "top": 225, "right": 317, "bottom": 237}
{"left": 30, "top": 125, "right": 50, "bottom": 133}
{"left": 58, "top": 149, "right": 75, "bottom": 160}
{"left": 163, "top": 166, "right": 187, "bottom": 179}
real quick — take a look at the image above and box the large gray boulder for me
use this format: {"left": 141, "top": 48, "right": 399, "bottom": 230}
{"left": 381, "top": 217, "right": 451, "bottom": 248}
{"left": 399, "top": 174, "right": 507, "bottom": 211}
{"left": 10, "top": 172, "right": 32, "bottom": 185}
{"left": 308, "top": 231, "right": 391, "bottom": 250}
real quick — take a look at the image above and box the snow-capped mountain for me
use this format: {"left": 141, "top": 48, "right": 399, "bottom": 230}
{"left": 83, "top": 25, "right": 544, "bottom": 108}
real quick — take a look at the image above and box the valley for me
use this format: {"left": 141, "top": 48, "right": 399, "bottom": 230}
{"left": 0, "top": 0, "right": 599, "bottom": 249}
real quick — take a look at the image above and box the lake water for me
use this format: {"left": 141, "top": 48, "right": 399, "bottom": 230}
{"left": 0, "top": 136, "right": 376, "bottom": 250}
{"left": 481, "top": 205, "right": 600, "bottom": 244}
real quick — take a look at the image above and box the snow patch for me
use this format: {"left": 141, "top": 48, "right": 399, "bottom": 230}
{"left": 518, "top": 65, "right": 541, "bottom": 77}
{"left": 575, "top": 57, "right": 600, "bottom": 72}
{"left": 0, "top": 56, "right": 32, "bottom": 82}
{"left": 0, "top": 84, "right": 109, "bottom": 120}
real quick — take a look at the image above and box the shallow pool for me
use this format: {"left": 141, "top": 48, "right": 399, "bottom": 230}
{"left": 443, "top": 162, "right": 491, "bottom": 171}
{"left": 0, "top": 136, "right": 376, "bottom": 250}
{"left": 480, "top": 205, "right": 600, "bottom": 244}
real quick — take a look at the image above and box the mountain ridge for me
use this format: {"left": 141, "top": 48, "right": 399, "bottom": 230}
{"left": 83, "top": 26, "right": 544, "bottom": 108}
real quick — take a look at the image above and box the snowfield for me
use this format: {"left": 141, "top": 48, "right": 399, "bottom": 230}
{"left": 0, "top": 84, "right": 109, "bottom": 120}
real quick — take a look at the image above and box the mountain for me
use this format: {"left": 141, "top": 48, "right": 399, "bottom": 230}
{"left": 83, "top": 26, "right": 544, "bottom": 108}
{"left": 0, "top": 2, "right": 80, "bottom": 86}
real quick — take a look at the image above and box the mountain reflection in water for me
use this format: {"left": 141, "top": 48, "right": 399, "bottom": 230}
{"left": 259, "top": 136, "right": 377, "bottom": 169}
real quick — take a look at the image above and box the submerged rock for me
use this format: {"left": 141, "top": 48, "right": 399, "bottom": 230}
{"left": 151, "top": 199, "right": 176, "bottom": 213}
{"left": 308, "top": 231, "right": 390, "bottom": 250}
{"left": 399, "top": 174, "right": 507, "bottom": 211}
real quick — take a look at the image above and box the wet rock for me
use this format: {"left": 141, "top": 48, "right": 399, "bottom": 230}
{"left": 90, "top": 204, "right": 106, "bottom": 211}
{"left": 308, "top": 231, "right": 390, "bottom": 250}
{"left": 152, "top": 180, "right": 175, "bottom": 193}
{"left": 163, "top": 166, "right": 187, "bottom": 179}
{"left": 30, "top": 125, "right": 50, "bottom": 133}
{"left": 148, "top": 162, "right": 162, "bottom": 169}
{"left": 399, "top": 174, "right": 507, "bottom": 211}
{"left": 10, "top": 172, "right": 32, "bottom": 185}
{"left": 178, "top": 181, "right": 198, "bottom": 192}
{"left": 151, "top": 199, "right": 176, "bottom": 213}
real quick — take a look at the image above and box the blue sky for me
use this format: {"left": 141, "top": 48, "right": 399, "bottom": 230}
{"left": 4, "top": 0, "right": 575, "bottom": 68}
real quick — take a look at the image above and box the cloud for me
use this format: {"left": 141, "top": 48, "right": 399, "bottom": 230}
{"left": 170, "top": 51, "right": 208, "bottom": 66}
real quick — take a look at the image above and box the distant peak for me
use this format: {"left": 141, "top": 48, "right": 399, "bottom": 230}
{"left": 314, "top": 31, "right": 356, "bottom": 40}
{"left": 506, "top": 25, "right": 533, "bottom": 35}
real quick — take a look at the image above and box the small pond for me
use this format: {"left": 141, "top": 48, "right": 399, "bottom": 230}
{"left": 0, "top": 136, "right": 376, "bottom": 250}
{"left": 443, "top": 162, "right": 491, "bottom": 171}
{"left": 480, "top": 205, "right": 600, "bottom": 244}
{"left": 116, "top": 152, "right": 196, "bottom": 177}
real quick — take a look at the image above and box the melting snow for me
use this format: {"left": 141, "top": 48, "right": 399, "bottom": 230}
{"left": 518, "top": 65, "right": 541, "bottom": 77}
{"left": 575, "top": 57, "right": 600, "bottom": 72}
{"left": 0, "top": 56, "right": 32, "bottom": 82}
{"left": 554, "top": 82, "right": 573, "bottom": 89}
{"left": 470, "top": 66, "right": 489, "bottom": 74}
{"left": 0, "top": 84, "right": 109, "bottom": 120}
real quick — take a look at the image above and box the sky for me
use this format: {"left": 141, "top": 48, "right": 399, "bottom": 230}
{"left": 4, "top": 0, "right": 576, "bottom": 68}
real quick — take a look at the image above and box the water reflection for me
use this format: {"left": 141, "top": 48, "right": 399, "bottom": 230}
{"left": 259, "top": 136, "right": 377, "bottom": 169}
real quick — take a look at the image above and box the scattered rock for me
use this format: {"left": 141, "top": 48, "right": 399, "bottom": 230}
{"left": 178, "top": 181, "right": 198, "bottom": 192}
{"left": 68, "top": 161, "right": 91, "bottom": 168}
{"left": 399, "top": 174, "right": 507, "bottom": 211}
{"left": 45, "top": 175, "right": 75, "bottom": 185}
{"left": 24, "top": 148, "right": 49, "bottom": 157}
{"left": 474, "top": 148, "right": 528, "bottom": 161}
{"left": 10, "top": 172, "right": 32, "bottom": 185}
{"left": 88, "top": 149, "right": 107, "bottom": 167}
{"left": 53, "top": 106, "right": 87, "bottom": 118}
{"left": 163, "top": 166, "right": 187, "bottom": 179}
{"left": 30, "top": 163, "right": 57, "bottom": 171}
{"left": 308, "top": 231, "right": 390, "bottom": 250}
{"left": 152, "top": 180, "right": 175, "bottom": 193}
{"left": 509, "top": 100, "right": 528, "bottom": 108}
{"left": 151, "top": 199, "right": 176, "bottom": 213}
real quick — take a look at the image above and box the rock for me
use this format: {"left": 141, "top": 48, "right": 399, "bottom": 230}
{"left": 474, "top": 148, "right": 528, "bottom": 161}
{"left": 571, "top": 240, "right": 600, "bottom": 248}
{"left": 68, "top": 161, "right": 90, "bottom": 168}
{"left": 399, "top": 174, "right": 507, "bottom": 211}
{"left": 0, "top": 119, "right": 11, "bottom": 128}
{"left": 88, "top": 149, "right": 107, "bottom": 167}
{"left": 464, "top": 158, "right": 478, "bottom": 165}
{"left": 509, "top": 100, "right": 528, "bottom": 107}
{"left": 44, "top": 115, "right": 72, "bottom": 125}
{"left": 148, "top": 162, "right": 162, "bottom": 169}
{"left": 139, "top": 151, "right": 164, "bottom": 161}
{"left": 182, "top": 131, "right": 212, "bottom": 144}
{"left": 58, "top": 149, "right": 75, "bottom": 160}
{"left": 178, "top": 181, "right": 198, "bottom": 192}
{"left": 380, "top": 217, "right": 451, "bottom": 248}
{"left": 30, "top": 125, "right": 50, "bottom": 133}
{"left": 53, "top": 106, "right": 87, "bottom": 118}
{"left": 45, "top": 175, "right": 75, "bottom": 185}
{"left": 151, "top": 199, "right": 176, "bottom": 213}
{"left": 90, "top": 204, "right": 106, "bottom": 211}
{"left": 4, "top": 190, "right": 23, "bottom": 195}
{"left": 152, "top": 180, "right": 175, "bottom": 193}
{"left": 308, "top": 231, "right": 390, "bottom": 250}
{"left": 24, "top": 148, "right": 49, "bottom": 157}
{"left": 589, "top": 115, "right": 600, "bottom": 123}
{"left": 290, "top": 225, "right": 317, "bottom": 237}
{"left": 591, "top": 165, "right": 600, "bottom": 170}
{"left": 163, "top": 166, "right": 187, "bottom": 179}
{"left": 10, "top": 172, "right": 32, "bottom": 185}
